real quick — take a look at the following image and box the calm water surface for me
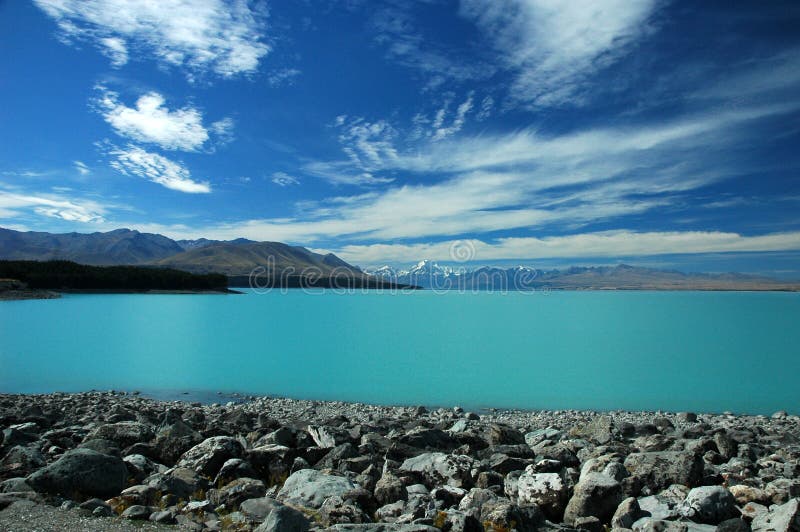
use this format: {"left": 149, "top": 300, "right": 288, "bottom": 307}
{"left": 1, "top": 289, "right": 798, "bottom": 414}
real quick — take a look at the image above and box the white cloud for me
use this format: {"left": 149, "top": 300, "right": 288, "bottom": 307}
{"left": 33, "top": 0, "right": 270, "bottom": 79}
{"left": 73, "top": 161, "right": 91, "bottom": 175}
{"left": 100, "top": 36, "right": 128, "bottom": 66}
{"left": 96, "top": 87, "right": 227, "bottom": 151}
{"left": 0, "top": 189, "right": 106, "bottom": 223}
{"left": 271, "top": 172, "right": 299, "bottom": 187}
{"left": 267, "top": 68, "right": 301, "bottom": 87}
{"left": 461, "top": 0, "right": 660, "bottom": 107}
{"left": 328, "top": 231, "right": 800, "bottom": 264}
{"left": 108, "top": 145, "right": 211, "bottom": 193}
{"left": 432, "top": 93, "right": 474, "bottom": 141}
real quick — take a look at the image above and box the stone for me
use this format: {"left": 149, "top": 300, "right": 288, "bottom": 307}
{"left": 208, "top": 477, "right": 267, "bottom": 508}
{"left": 0, "top": 477, "right": 33, "bottom": 493}
{"left": 318, "top": 495, "right": 371, "bottom": 526}
{"left": 729, "top": 485, "right": 768, "bottom": 505}
{"left": 177, "top": 436, "right": 243, "bottom": 478}
{"left": 765, "top": 479, "right": 800, "bottom": 505}
{"left": 26, "top": 448, "right": 128, "bottom": 498}
{"left": 277, "top": 469, "right": 358, "bottom": 509}
{"left": 255, "top": 503, "right": 311, "bottom": 532}
{"left": 308, "top": 426, "right": 354, "bottom": 448}
{"left": 679, "top": 486, "right": 739, "bottom": 524}
{"left": 570, "top": 416, "right": 614, "bottom": 445}
{"left": 374, "top": 471, "right": 406, "bottom": 506}
{"left": 213, "top": 457, "right": 258, "bottom": 486}
{"left": 121, "top": 504, "right": 153, "bottom": 520}
{"left": 240, "top": 496, "right": 282, "bottom": 522}
{"left": 524, "top": 428, "right": 561, "bottom": 447}
{"left": 149, "top": 510, "right": 178, "bottom": 524}
{"left": 154, "top": 419, "right": 203, "bottom": 465}
{"left": 623, "top": 451, "right": 703, "bottom": 495}
{"left": 638, "top": 485, "right": 690, "bottom": 521}
{"left": 717, "top": 518, "right": 751, "bottom": 532}
{"left": 147, "top": 467, "right": 208, "bottom": 500}
{"left": 563, "top": 472, "right": 623, "bottom": 525}
{"left": 85, "top": 422, "right": 154, "bottom": 448}
{"left": 516, "top": 470, "right": 569, "bottom": 521}
{"left": 574, "top": 515, "right": 604, "bottom": 532}
{"left": 751, "top": 499, "right": 800, "bottom": 532}
{"left": 612, "top": 496, "right": 642, "bottom": 529}
{"left": 0, "top": 445, "right": 45, "bottom": 477}
{"left": 399, "top": 452, "right": 474, "bottom": 489}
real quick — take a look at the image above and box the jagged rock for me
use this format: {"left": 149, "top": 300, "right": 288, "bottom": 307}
{"left": 26, "top": 448, "right": 127, "bottom": 498}
{"left": 240, "top": 496, "right": 283, "bottom": 522}
{"left": 213, "top": 457, "right": 258, "bottom": 486}
{"left": 638, "top": 485, "right": 690, "bottom": 521}
{"left": 399, "top": 452, "right": 474, "bottom": 489}
{"left": 177, "top": 436, "right": 243, "bottom": 477}
{"left": 146, "top": 466, "right": 208, "bottom": 500}
{"left": 678, "top": 486, "right": 739, "bottom": 524}
{"left": 318, "top": 495, "right": 371, "bottom": 526}
{"left": 308, "top": 426, "right": 354, "bottom": 448}
{"left": 277, "top": 469, "right": 358, "bottom": 509}
{"left": 154, "top": 419, "right": 203, "bottom": 465}
{"left": 563, "top": 472, "right": 623, "bottom": 525}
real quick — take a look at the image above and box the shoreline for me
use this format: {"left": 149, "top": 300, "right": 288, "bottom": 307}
{"left": 1, "top": 391, "right": 798, "bottom": 531}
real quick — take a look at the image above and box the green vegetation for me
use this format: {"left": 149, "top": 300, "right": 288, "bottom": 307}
{"left": 0, "top": 260, "right": 228, "bottom": 291}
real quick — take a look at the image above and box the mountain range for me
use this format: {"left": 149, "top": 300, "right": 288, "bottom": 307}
{"left": 366, "top": 260, "right": 800, "bottom": 291}
{"left": 1, "top": 228, "right": 798, "bottom": 290}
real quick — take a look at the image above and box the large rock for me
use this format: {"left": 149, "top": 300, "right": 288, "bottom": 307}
{"left": 154, "top": 419, "right": 203, "bottom": 465}
{"left": 26, "top": 448, "right": 127, "bottom": 498}
{"left": 570, "top": 416, "right": 614, "bottom": 445}
{"left": 0, "top": 446, "right": 45, "bottom": 478}
{"left": 678, "top": 486, "right": 739, "bottom": 524}
{"left": 84, "top": 421, "right": 154, "bottom": 448}
{"left": 612, "top": 497, "right": 643, "bottom": 529}
{"left": 209, "top": 477, "right": 266, "bottom": 508}
{"left": 255, "top": 503, "right": 311, "bottom": 532}
{"left": 277, "top": 469, "right": 358, "bottom": 509}
{"left": 399, "top": 452, "right": 474, "bottom": 489}
{"left": 308, "top": 426, "right": 354, "bottom": 448}
{"left": 563, "top": 472, "right": 623, "bottom": 525}
{"left": 516, "top": 470, "right": 569, "bottom": 521}
{"left": 624, "top": 451, "right": 703, "bottom": 495}
{"left": 177, "top": 436, "right": 243, "bottom": 478}
{"left": 751, "top": 498, "right": 800, "bottom": 532}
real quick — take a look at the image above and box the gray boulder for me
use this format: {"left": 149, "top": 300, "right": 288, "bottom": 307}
{"left": 240, "top": 496, "right": 283, "bottom": 522}
{"left": 84, "top": 421, "right": 154, "bottom": 448}
{"left": 255, "top": 504, "right": 311, "bottom": 532}
{"left": 177, "top": 435, "right": 243, "bottom": 477}
{"left": 399, "top": 452, "right": 474, "bottom": 489}
{"left": 26, "top": 448, "right": 127, "bottom": 498}
{"left": 751, "top": 498, "right": 800, "bottom": 532}
{"left": 624, "top": 451, "right": 703, "bottom": 495}
{"left": 612, "top": 496, "right": 643, "bottom": 529}
{"left": 277, "top": 469, "right": 358, "bottom": 509}
{"left": 209, "top": 477, "right": 267, "bottom": 508}
{"left": 516, "top": 470, "right": 569, "bottom": 521}
{"left": 0, "top": 446, "right": 45, "bottom": 477}
{"left": 563, "top": 472, "right": 623, "bottom": 525}
{"left": 678, "top": 486, "right": 739, "bottom": 524}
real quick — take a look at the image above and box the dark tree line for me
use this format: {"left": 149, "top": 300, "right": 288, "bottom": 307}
{"left": 0, "top": 260, "right": 227, "bottom": 290}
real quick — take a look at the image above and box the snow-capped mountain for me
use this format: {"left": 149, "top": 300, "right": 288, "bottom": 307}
{"left": 366, "top": 260, "right": 545, "bottom": 290}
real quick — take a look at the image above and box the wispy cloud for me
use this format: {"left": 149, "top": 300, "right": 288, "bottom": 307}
{"left": 107, "top": 144, "right": 211, "bottom": 193}
{"left": 0, "top": 188, "right": 106, "bottom": 223}
{"left": 73, "top": 160, "right": 91, "bottom": 176}
{"left": 271, "top": 172, "right": 299, "bottom": 187}
{"left": 95, "top": 86, "right": 229, "bottom": 152}
{"left": 33, "top": 0, "right": 270, "bottom": 79}
{"left": 328, "top": 230, "right": 800, "bottom": 265}
{"left": 460, "top": 0, "right": 661, "bottom": 107}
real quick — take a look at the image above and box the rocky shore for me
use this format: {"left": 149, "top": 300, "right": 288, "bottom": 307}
{"left": 0, "top": 393, "right": 798, "bottom": 532}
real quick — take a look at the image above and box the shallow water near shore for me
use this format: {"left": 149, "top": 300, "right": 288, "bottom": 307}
{"left": 1, "top": 289, "right": 798, "bottom": 414}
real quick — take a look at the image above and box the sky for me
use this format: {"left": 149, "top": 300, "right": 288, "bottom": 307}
{"left": 1, "top": 0, "right": 800, "bottom": 276}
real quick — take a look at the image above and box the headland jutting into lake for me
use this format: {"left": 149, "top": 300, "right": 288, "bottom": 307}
{"left": 0, "top": 392, "right": 798, "bottom": 531}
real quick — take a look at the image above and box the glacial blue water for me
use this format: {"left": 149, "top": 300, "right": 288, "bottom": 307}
{"left": 1, "top": 289, "right": 798, "bottom": 414}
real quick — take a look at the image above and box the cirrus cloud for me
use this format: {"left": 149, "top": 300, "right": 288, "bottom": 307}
{"left": 108, "top": 144, "right": 211, "bottom": 193}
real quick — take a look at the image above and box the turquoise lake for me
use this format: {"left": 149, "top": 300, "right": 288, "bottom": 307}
{"left": 1, "top": 289, "right": 798, "bottom": 414}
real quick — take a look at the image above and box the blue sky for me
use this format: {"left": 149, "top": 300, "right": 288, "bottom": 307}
{"left": 1, "top": 0, "right": 799, "bottom": 275}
